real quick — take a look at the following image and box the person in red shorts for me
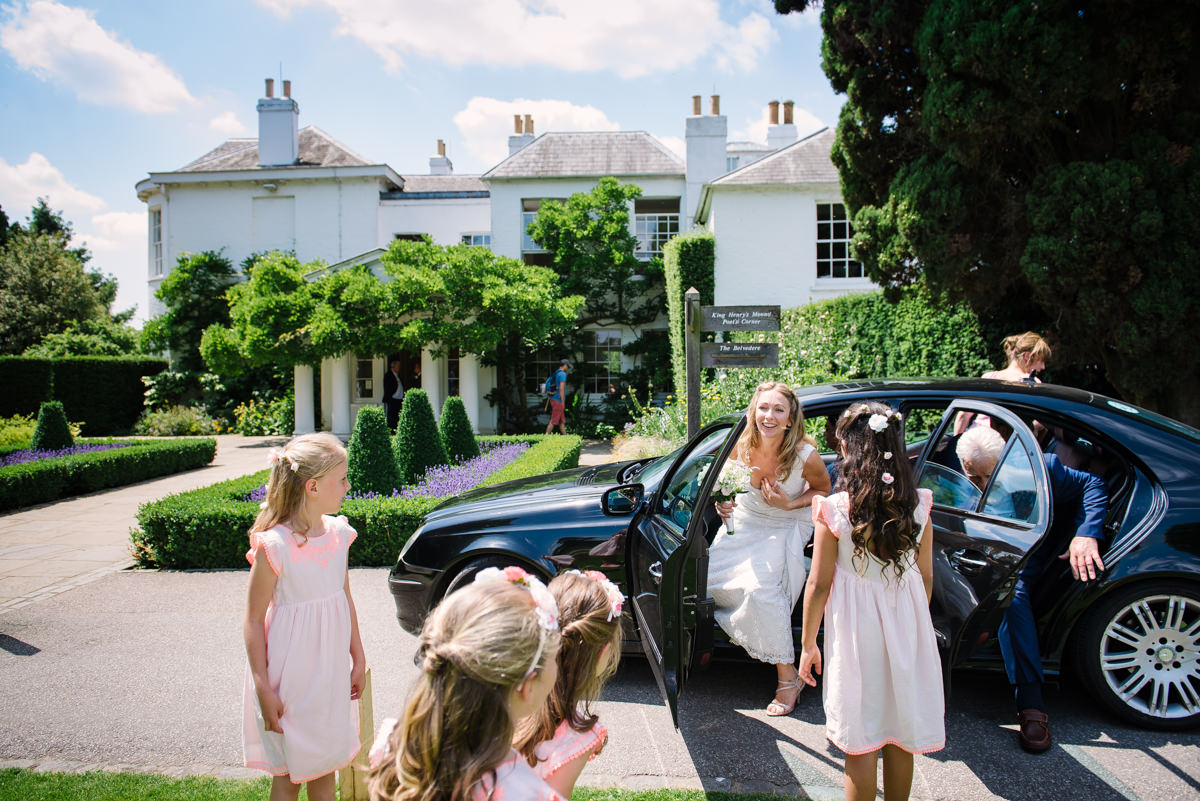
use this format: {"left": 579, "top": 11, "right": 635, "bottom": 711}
{"left": 544, "top": 360, "right": 570, "bottom": 435}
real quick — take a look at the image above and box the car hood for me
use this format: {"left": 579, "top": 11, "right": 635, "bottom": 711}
{"left": 421, "top": 461, "right": 634, "bottom": 523}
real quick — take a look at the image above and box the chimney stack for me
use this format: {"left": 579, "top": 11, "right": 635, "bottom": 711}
{"left": 508, "top": 112, "right": 535, "bottom": 156}
{"left": 766, "top": 98, "right": 798, "bottom": 152}
{"left": 686, "top": 92, "right": 727, "bottom": 224}
{"left": 429, "top": 138, "right": 453, "bottom": 175}
{"left": 257, "top": 80, "right": 299, "bottom": 166}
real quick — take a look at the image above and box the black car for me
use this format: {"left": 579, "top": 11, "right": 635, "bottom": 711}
{"left": 388, "top": 379, "right": 1200, "bottom": 731}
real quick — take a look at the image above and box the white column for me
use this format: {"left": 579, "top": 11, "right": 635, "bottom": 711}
{"left": 459, "top": 352, "right": 480, "bottom": 432}
{"left": 320, "top": 357, "right": 333, "bottom": 431}
{"left": 293, "top": 363, "right": 315, "bottom": 434}
{"left": 331, "top": 354, "right": 352, "bottom": 439}
{"left": 422, "top": 348, "right": 443, "bottom": 420}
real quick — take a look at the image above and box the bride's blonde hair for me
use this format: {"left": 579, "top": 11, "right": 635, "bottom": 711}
{"left": 735, "top": 381, "right": 815, "bottom": 481}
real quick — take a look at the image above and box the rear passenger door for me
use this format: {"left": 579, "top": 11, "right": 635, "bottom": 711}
{"left": 914, "top": 401, "right": 1052, "bottom": 666}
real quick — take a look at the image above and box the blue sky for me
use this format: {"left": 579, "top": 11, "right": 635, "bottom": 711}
{"left": 0, "top": 0, "right": 843, "bottom": 324}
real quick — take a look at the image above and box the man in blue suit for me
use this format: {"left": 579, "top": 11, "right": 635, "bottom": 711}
{"left": 957, "top": 425, "right": 1108, "bottom": 753}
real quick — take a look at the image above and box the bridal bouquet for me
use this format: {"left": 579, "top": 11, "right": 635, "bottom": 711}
{"left": 711, "top": 460, "right": 756, "bottom": 534}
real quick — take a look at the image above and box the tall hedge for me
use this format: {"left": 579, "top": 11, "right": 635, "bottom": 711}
{"left": 0, "top": 356, "right": 168, "bottom": 435}
{"left": 347, "top": 405, "right": 401, "bottom": 495}
{"left": 664, "top": 232, "right": 715, "bottom": 394}
{"left": 392, "top": 389, "right": 449, "bottom": 485}
{"left": 439, "top": 395, "right": 480, "bottom": 463}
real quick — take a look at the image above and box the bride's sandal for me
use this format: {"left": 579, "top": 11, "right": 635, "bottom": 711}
{"left": 767, "top": 679, "right": 801, "bottom": 716}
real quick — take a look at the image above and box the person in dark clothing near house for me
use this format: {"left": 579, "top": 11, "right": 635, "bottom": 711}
{"left": 956, "top": 425, "right": 1108, "bottom": 754}
{"left": 382, "top": 359, "right": 404, "bottom": 431}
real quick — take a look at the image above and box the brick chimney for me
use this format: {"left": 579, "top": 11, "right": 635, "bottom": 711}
{"left": 766, "top": 98, "right": 797, "bottom": 151}
{"left": 257, "top": 79, "right": 299, "bottom": 166}
{"left": 429, "top": 138, "right": 453, "bottom": 175}
{"left": 508, "top": 113, "right": 535, "bottom": 156}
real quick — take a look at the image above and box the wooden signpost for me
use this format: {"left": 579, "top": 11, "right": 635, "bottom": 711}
{"left": 684, "top": 288, "right": 780, "bottom": 440}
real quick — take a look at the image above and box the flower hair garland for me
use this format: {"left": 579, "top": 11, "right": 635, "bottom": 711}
{"left": 882, "top": 471, "right": 895, "bottom": 485}
{"left": 475, "top": 565, "right": 559, "bottom": 679}
{"left": 567, "top": 569, "right": 625, "bottom": 621}
{"left": 267, "top": 449, "right": 299, "bottom": 473}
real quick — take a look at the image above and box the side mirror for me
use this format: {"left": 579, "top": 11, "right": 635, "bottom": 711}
{"left": 602, "top": 485, "right": 643, "bottom": 516}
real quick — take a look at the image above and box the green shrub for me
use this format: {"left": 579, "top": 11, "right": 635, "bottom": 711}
{"left": 233, "top": 395, "right": 293, "bottom": 435}
{"left": 347, "top": 405, "right": 401, "bottom": 495}
{"left": 438, "top": 396, "right": 480, "bottom": 463}
{"left": 31, "top": 401, "right": 73, "bottom": 450}
{"left": 133, "top": 405, "right": 218, "bottom": 436}
{"left": 0, "top": 414, "right": 35, "bottom": 449}
{"left": 393, "top": 389, "right": 448, "bottom": 485}
{"left": 664, "top": 231, "right": 715, "bottom": 394}
{"left": 0, "top": 438, "right": 216, "bottom": 511}
{"left": 132, "top": 435, "right": 582, "bottom": 569}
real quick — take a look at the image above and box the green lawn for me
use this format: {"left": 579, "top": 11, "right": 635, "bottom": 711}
{"left": 0, "top": 770, "right": 788, "bottom": 800}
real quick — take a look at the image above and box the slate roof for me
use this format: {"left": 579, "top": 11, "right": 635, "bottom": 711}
{"left": 177, "top": 126, "right": 373, "bottom": 172}
{"left": 712, "top": 127, "right": 837, "bottom": 186}
{"left": 391, "top": 174, "right": 489, "bottom": 194}
{"left": 483, "top": 132, "right": 685, "bottom": 179}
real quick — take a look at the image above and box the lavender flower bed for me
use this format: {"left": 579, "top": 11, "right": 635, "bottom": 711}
{"left": 243, "top": 441, "right": 530, "bottom": 503}
{"left": 1, "top": 442, "right": 132, "bottom": 468}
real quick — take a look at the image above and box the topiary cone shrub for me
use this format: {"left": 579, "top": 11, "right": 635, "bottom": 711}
{"left": 31, "top": 400, "right": 73, "bottom": 451}
{"left": 347, "top": 405, "right": 401, "bottom": 495}
{"left": 439, "top": 395, "right": 480, "bottom": 463}
{"left": 392, "top": 389, "right": 449, "bottom": 485}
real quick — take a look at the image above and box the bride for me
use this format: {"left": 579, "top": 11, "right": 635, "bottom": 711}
{"left": 710, "top": 381, "right": 830, "bottom": 716}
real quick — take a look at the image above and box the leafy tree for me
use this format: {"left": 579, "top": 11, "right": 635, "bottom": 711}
{"left": 143, "top": 250, "right": 237, "bottom": 373}
{"left": 0, "top": 228, "right": 103, "bottom": 354}
{"left": 777, "top": 0, "right": 1200, "bottom": 424}
{"left": 347, "top": 405, "right": 401, "bottom": 494}
{"left": 526, "top": 177, "right": 664, "bottom": 329}
{"left": 22, "top": 318, "right": 143, "bottom": 357}
{"left": 392, "top": 389, "right": 448, "bottom": 485}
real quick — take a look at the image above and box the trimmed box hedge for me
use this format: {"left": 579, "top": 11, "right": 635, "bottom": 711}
{"left": 0, "top": 437, "right": 217, "bottom": 511}
{"left": 132, "top": 434, "right": 584, "bottom": 570}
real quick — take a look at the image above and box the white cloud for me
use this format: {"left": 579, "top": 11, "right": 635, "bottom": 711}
{"left": 209, "top": 110, "right": 249, "bottom": 135}
{"left": 0, "top": 154, "right": 148, "bottom": 322}
{"left": 776, "top": 2, "right": 822, "bottom": 28}
{"left": 454, "top": 96, "right": 621, "bottom": 169}
{"left": 258, "top": 0, "right": 778, "bottom": 77}
{"left": 732, "top": 101, "right": 825, "bottom": 144}
{"left": 657, "top": 134, "right": 686, "bottom": 161}
{"left": 0, "top": 152, "right": 106, "bottom": 217}
{"left": 1, "top": 0, "right": 196, "bottom": 113}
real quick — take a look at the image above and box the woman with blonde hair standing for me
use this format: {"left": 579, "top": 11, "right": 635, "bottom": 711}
{"left": 709, "top": 381, "right": 830, "bottom": 716}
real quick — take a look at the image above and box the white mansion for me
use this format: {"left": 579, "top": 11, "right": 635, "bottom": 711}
{"left": 136, "top": 82, "right": 872, "bottom": 435}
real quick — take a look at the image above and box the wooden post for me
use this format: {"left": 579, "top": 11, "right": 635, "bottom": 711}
{"left": 685, "top": 287, "right": 701, "bottom": 442}
{"left": 339, "top": 668, "right": 374, "bottom": 800}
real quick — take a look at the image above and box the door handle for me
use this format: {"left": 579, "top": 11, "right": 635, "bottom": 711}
{"left": 648, "top": 561, "right": 663, "bottom": 586}
{"left": 949, "top": 549, "right": 988, "bottom": 574}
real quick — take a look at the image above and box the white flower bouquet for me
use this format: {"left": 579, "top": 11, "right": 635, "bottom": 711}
{"left": 711, "top": 460, "right": 756, "bottom": 534}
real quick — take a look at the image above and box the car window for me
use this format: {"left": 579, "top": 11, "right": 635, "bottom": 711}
{"left": 658, "top": 427, "right": 732, "bottom": 530}
{"left": 982, "top": 436, "right": 1040, "bottom": 523}
{"left": 920, "top": 461, "right": 981, "bottom": 510}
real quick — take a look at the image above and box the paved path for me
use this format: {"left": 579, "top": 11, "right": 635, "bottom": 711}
{"left": 0, "top": 435, "right": 613, "bottom": 613}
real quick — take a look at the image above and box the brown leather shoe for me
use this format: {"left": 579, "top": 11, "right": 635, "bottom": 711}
{"left": 1017, "top": 708, "right": 1051, "bottom": 753}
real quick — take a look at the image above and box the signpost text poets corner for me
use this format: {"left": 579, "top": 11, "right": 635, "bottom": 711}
{"left": 683, "top": 287, "right": 780, "bottom": 440}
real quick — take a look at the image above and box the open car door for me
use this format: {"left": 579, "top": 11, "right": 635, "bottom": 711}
{"left": 915, "top": 400, "right": 1053, "bottom": 670}
{"left": 625, "top": 421, "right": 739, "bottom": 727}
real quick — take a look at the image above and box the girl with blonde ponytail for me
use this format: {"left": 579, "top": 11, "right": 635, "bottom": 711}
{"left": 368, "top": 568, "right": 564, "bottom": 801}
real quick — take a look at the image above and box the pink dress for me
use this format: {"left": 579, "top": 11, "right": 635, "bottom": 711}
{"left": 811, "top": 490, "right": 945, "bottom": 755}
{"left": 532, "top": 719, "right": 608, "bottom": 783}
{"left": 474, "top": 749, "right": 569, "bottom": 801}
{"left": 242, "top": 516, "right": 360, "bottom": 781}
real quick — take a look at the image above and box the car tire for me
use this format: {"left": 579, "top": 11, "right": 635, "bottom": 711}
{"left": 440, "top": 556, "right": 544, "bottom": 601}
{"left": 1074, "top": 580, "right": 1200, "bottom": 730}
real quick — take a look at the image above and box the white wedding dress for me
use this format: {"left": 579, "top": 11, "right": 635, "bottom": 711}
{"left": 707, "top": 445, "right": 815, "bottom": 664}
